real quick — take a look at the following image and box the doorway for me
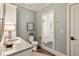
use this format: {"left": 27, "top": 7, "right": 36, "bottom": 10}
{"left": 67, "top": 3, "right": 79, "bottom": 56}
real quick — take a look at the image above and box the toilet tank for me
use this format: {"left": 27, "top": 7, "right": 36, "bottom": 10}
{"left": 29, "top": 35, "right": 34, "bottom": 42}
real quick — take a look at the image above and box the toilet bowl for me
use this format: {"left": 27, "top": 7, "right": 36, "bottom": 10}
{"left": 29, "top": 33, "right": 38, "bottom": 51}
{"left": 31, "top": 41, "right": 38, "bottom": 51}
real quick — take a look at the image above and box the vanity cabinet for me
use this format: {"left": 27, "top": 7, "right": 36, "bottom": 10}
{"left": 8, "top": 48, "right": 32, "bottom": 56}
{"left": 0, "top": 37, "right": 33, "bottom": 56}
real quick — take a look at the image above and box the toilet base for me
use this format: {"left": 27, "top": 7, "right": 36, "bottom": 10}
{"left": 32, "top": 46, "right": 37, "bottom": 51}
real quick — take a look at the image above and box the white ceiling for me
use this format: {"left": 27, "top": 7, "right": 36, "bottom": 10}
{"left": 13, "top": 3, "right": 50, "bottom": 12}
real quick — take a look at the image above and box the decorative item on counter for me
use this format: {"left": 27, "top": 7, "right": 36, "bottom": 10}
{"left": 3, "top": 31, "right": 13, "bottom": 48}
{"left": 3, "top": 23, "right": 16, "bottom": 48}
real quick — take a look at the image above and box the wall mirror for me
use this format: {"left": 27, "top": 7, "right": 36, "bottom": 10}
{"left": 4, "top": 4, "right": 17, "bottom": 40}
{"left": 0, "top": 3, "right": 17, "bottom": 44}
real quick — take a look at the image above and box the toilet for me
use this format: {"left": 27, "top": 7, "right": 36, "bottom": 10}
{"left": 29, "top": 33, "right": 38, "bottom": 51}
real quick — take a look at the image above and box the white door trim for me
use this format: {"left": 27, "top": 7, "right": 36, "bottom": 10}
{"left": 67, "top": 3, "right": 79, "bottom": 56}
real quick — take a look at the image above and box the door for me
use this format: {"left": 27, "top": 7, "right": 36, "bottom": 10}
{"left": 70, "top": 4, "right": 79, "bottom": 56}
{"left": 42, "top": 10, "right": 55, "bottom": 49}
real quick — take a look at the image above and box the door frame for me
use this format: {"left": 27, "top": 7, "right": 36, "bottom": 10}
{"left": 67, "top": 3, "right": 79, "bottom": 56}
{"left": 41, "top": 9, "right": 55, "bottom": 50}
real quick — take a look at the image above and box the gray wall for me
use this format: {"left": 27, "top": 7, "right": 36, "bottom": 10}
{"left": 17, "top": 7, "right": 36, "bottom": 42}
{"left": 16, "top": 3, "right": 67, "bottom": 55}
{"left": 36, "top": 3, "right": 67, "bottom": 54}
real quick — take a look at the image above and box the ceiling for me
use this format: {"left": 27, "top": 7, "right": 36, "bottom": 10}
{"left": 13, "top": 3, "right": 50, "bottom": 12}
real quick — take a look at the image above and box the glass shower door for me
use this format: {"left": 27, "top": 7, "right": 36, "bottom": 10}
{"left": 42, "top": 10, "right": 55, "bottom": 50}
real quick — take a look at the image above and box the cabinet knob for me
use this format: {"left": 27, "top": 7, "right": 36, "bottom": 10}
{"left": 71, "top": 36, "right": 76, "bottom": 40}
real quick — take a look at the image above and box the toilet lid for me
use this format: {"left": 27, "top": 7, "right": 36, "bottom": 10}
{"left": 31, "top": 41, "right": 38, "bottom": 45}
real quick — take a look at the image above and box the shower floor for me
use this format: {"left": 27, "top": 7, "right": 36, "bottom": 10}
{"left": 45, "top": 42, "right": 53, "bottom": 49}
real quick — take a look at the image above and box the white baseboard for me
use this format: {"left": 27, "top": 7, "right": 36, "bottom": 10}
{"left": 39, "top": 44, "right": 66, "bottom": 56}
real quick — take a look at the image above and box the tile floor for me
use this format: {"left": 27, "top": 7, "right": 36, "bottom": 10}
{"left": 32, "top": 48, "right": 55, "bottom": 56}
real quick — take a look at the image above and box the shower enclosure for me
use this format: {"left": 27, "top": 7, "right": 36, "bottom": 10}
{"left": 42, "top": 9, "right": 55, "bottom": 50}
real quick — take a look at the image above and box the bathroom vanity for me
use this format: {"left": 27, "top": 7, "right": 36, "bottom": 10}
{"left": 0, "top": 37, "right": 33, "bottom": 56}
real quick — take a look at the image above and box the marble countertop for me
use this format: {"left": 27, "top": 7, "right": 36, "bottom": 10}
{"left": 0, "top": 37, "right": 32, "bottom": 56}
